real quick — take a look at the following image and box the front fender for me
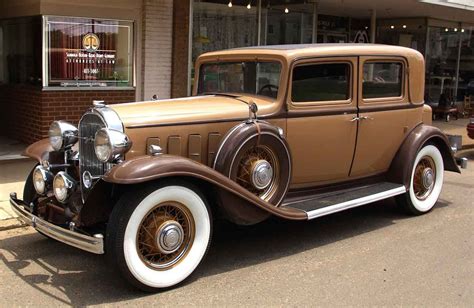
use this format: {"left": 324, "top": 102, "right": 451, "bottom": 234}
{"left": 23, "top": 139, "right": 53, "bottom": 162}
{"left": 102, "top": 154, "right": 306, "bottom": 221}
{"left": 388, "top": 124, "right": 460, "bottom": 187}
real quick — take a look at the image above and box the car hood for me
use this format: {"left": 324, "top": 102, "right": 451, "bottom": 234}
{"left": 110, "top": 95, "right": 278, "bottom": 128}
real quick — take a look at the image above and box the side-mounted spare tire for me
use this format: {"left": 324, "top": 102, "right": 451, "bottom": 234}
{"left": 213, "top": 121, "right": 292, "bottom": 210}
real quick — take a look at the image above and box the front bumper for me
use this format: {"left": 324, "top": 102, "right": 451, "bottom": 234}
{"left": 9, "top": 192, "right": 104, "bottom": 254}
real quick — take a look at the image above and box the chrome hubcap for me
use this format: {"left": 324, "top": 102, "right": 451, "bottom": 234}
{"left": 251, "top": 159, "right": 273, "bottom": 190}
{"left": 156, "top": 221, "right": 184, "bottom": 254}
{"left": 422, "top": 168, "right": 434, "bottom": 190}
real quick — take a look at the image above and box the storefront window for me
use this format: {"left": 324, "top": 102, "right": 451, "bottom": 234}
{"left": 193, "top": 1, "right": 258, "bottom": 62}
{"left": 263, "top": 2, "right": 313, "bottom": 45}
{"left": 376, "top": 19, "right": 427, "bottom": 54}
{"left": 459, "top": 25, "right": 474, "bottom": 99}
{"left": 425, "top": 26, "right": 459, "bottom": 104}
{"left": 44, "top": 16, "right": 134, "bottom": 88}
{"left": 192, "top": 1, "right": 258, "bottom": 87}
{"left": 316, "top": 15, "right": 349, "bottom": 43}
{"left": 0, "top": 16, "right": 42, "bottom": 85}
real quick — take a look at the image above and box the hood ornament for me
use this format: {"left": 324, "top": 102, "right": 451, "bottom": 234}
{"left": 93, "top": 100, "right": 106, "bottom": 108}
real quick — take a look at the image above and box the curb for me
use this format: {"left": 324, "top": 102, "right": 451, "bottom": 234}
{"left": 0, "top": 218, "right": 27, "bottom": 231}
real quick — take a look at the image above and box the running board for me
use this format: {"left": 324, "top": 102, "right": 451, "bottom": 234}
{"left": 284, "top": 182, "right": 406, "bottom": 220}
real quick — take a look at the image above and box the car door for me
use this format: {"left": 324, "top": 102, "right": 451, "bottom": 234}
{"left": 286, "top": 57, "right": 358, "bottom": 188}
{"left": 349, "top": 56, "right": 409, "bottom": 178}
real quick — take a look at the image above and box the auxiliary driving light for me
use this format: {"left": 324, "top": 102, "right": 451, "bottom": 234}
{"left": 32, "top": 166, "right": 54, "bottom": 195}
{"left": 53, "top": 171, "right": 76, "bottom": 203}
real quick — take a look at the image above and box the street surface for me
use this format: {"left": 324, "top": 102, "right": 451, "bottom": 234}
{"left": 0, "top": 152, "right": 473, "bottom": 306}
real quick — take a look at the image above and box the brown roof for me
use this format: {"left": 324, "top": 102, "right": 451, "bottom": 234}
{"left": 200, "top": 43, "right": 423, "bottom": 63}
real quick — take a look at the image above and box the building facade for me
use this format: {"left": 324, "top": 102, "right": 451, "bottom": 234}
{"left": 0, "top": 0, "right": 473, "bottom": 144}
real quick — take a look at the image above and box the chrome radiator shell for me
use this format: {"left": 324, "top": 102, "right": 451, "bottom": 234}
{"left": 78, "top": 107, "right": 123, "bottom": 200}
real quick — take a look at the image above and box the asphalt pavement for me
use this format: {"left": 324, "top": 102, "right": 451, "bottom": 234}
{"left": 0, "top": 151, "right": 473, "bottom": 306}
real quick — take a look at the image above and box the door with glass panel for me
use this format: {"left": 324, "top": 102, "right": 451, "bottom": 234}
{"left": 350, "top": 57, "right": 409, "bottom": 178}
{"left": 286, "top": 58, "right": 358, "bottom": 187}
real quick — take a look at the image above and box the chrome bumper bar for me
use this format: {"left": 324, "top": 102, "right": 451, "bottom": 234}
{"left": 9, "top": 192, "right": 104, "bottom": 254}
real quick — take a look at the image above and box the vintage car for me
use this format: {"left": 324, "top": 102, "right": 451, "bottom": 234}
{"left": 10, "top": 44, "right": 466, "bottom": 291}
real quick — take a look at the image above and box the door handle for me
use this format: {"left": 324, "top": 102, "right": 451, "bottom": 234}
{"left": 350, "top": 116, "right": 374, "bottom": 122}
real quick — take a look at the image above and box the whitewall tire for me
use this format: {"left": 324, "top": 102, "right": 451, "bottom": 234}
{"left": 107, "top": 182, "right": 212, "bottom": 291}
{"left": 397, "top": 145, "right": 444, "bottom": 215}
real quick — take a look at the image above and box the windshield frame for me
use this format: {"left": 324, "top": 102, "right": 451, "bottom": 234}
{"left": 194, "top": 56, "right": 286, "bottom": 101}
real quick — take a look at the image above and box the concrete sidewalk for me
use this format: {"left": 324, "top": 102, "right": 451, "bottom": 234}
{"left": 0, "top": 160, "right": 35, "bottom": 230}
{"left": 0, "top": 118, "right": 471, "bottom": 230}
{"left": 432, "top": 118, "right": 473, "bottom": 148}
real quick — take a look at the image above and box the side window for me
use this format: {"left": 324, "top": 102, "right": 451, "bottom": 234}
{"left": 291, "top": 63, "right": 350, "bottom": 102}
{"left": 363, "top": 62, "right": 403, "bottom": 99}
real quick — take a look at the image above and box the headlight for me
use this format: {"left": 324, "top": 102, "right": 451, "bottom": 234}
{"left": 32, "top": 166, "right": 53, "bottom": 195}
{"left": 53, "top": 171, "right": 76, "bottom": 203}
{"left": 49, "top": 121, "right": 78, "bottom": 151}
{"left": 94, "top": 128, "right": 132, "bottom": 163}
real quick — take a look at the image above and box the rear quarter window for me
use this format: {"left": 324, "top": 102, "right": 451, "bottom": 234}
{"left": 363, "top": 62, "right": 403, "bottom": 99}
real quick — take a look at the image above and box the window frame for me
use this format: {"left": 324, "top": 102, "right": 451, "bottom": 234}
{"left": 360, "top": 57, "right": 407, "bottom": 105}
{"left": 194, "top": 56, "right": 286, "bottom": 102}
{"left": 288, "top": 58, "right": 354, "bottom": 108}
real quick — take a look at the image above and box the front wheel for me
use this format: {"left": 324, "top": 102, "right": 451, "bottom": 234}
{"left": 107, "top": 182, "right": 212, "bottom": 292}
{"left": 396, "top": 145, "right": 444, "bottom": 215}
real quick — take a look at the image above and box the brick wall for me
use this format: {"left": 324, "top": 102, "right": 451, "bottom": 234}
{"left": 0, "top": 85, "right": 135, "bottom": 144}
{"left": 141, "top": 0, "right": 173, "bottom": 100}
{"left": 0, "top": 84, "right": 43, "bottom": 144}
{"left": 171, "top": 0, "right": 190, "bottom": 98}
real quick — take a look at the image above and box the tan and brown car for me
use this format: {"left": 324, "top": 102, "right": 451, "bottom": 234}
{"left": 10, "top": 44, "right": 466, "bottom": 291}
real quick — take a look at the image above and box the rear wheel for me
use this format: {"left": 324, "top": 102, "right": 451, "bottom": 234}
{"left": 106, "top": 182, "right": 212, "bottom": 292}
{"left": 396, "top": 145, "right": 444, "bottom": 215}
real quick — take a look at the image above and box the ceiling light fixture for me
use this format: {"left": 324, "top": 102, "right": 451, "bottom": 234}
{"left": 390, "top": 25, "right": 395, "bottom": 29}
{"left": 285, "top": 7, "right": 289, "bottom": 14}
{"left": 461, "top": 28, "right": 465, "bottom": 33}
{"left": 247, "top": 2, "right": 251, "bottom": 9}
{"left": 228, "top": 1, "right": 232, "bottom": 8}
{"left": 402, "top": 25, "right": 407, "bottom": 29}
{"left": 445, "top": 28, "right": 449, "bottom": 32}
{"left": 454, "top": 28, "right": 458, "bottom": 32}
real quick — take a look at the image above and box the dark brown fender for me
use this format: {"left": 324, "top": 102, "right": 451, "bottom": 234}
{"left": 388, "top": 124, "right": 460, "bottom": 187}
{"left": 22, "top": 138, "right": 65, "bottom": 166}
{"left": 23, "top": 139, "right": 53, "bottom": 162}
{"left": 102, "top": 154, "right": 307, "bottom": 221}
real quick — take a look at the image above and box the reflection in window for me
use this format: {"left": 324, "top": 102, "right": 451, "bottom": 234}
{"left": 0, "top": 16, "right": 42, "bottom": 85}
{"left": 198, "top": 61, "right": 281, "bottom": 99}
{"left": 425, "top": 27, "right": 459, "bottom": 104}
{"left": 363, "top": 62, "right": 402, "bottom": 99}
{"left": 45, "top": 16, "right": 133, "bottom": 88}
{"left": 292, "top": 63, "right": 350, "bottom": 102}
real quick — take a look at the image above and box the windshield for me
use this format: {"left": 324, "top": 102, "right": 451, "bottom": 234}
{"left": 198, "top": 61, "right": 282, "bottom": 99}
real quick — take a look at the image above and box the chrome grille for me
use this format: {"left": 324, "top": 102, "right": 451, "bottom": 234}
{"left": 79, "top": 112, "right": 112, "bottom": 199}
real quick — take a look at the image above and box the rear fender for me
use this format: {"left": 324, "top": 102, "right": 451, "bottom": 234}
{"left": 388, "top": 124, "right": 460, "bottom": 187}
{"left": 102, "top": 155, "right": 306, "bottom": 222}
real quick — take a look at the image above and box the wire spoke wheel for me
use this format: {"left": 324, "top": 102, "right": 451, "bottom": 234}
{"left": 136, "top": 201, "right": 195, "bottom": 270}
{"left": 413, "top": 156, "right": 436, "bottom": 201}
{"left": 235, "top": 145, "right": 280, "bottom": 202}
